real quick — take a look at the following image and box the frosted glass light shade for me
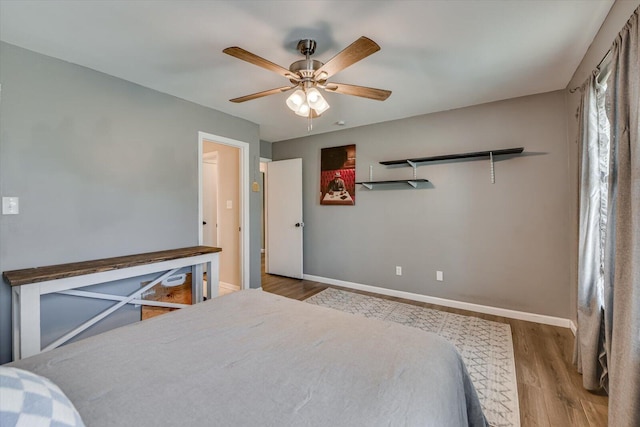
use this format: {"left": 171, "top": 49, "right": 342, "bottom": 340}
{"left": 295, "top": 102, "right": 311, "bottom": 117}
{"left": 286, "top": 90, "right": 306, "bottom": 112}
{"left": 312, "top": 98, "right": 330, "bottom": 114}
{"left": 306, "top": 88, "right": 322, "bottom": 104}
{"left": 306, "top": 88, "right": 330, "bottom": 115}
{"left": 286, "top": 87, "right": 330, "bottom": 117}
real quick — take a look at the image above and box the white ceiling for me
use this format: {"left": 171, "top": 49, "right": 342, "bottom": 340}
{"left": 0, "top": 0, "right": 614, "bottom": 142}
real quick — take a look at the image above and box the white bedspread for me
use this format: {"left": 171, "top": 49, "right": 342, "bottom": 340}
{"left": 9, "top": 290, "right": 487, "bottom": 426}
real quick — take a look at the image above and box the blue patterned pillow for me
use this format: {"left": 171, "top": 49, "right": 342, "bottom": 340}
{"left": 0, "top": 366, "right": 85, "bottom": 427}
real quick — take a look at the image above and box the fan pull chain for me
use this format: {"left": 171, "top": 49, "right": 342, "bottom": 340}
{"left": 307, "top": 113, "right": 313, "bottom": 132}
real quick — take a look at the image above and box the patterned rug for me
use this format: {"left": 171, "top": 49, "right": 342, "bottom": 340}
{"left": 305, "top": 288, "right": 520, "bottom": 427}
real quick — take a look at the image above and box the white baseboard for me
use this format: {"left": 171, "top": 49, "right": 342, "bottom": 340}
{"left": 570, "top": 321, "right": 577, "bottom": 336}
{"left": 303, "top": 274, "right": 574, "bottom": 330}
{"left": 219, "top": 281, "right": 240, "bottom": 291}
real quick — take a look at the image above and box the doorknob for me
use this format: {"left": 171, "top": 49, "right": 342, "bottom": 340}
{"left": 295, "top": 222, "right": 305, "bottom": 227}
{"left": 203, "top": 221, "right": 207, "bottom": 225}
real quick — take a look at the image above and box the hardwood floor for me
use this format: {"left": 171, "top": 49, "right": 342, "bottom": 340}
{"left": 261, "top": 267, "right": 608, "bottom": 427}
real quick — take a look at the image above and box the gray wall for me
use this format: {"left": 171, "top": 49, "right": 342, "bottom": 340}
{"left": 260, "top": 140, "right": 273, "bottom": 159}
{"left": 0, "top": 42, "right": 262, "bottom": 363}
{"left": 564, "top": 0, "right": 640, "bottom": 323}
{"left": 273, "top": 90, "right": 572, "bottom": 319}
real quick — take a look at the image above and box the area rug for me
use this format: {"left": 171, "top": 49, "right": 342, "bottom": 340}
{"left": 305, "top": 288, "right": 520, "bottom": 427}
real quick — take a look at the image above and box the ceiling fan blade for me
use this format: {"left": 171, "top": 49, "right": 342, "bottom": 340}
{"left": 230, "top": 86, "right": 295, "bottom": 103}
{"left": 324, "top": 83, "right": 391, "bottom": 101}
{"left": 223, "top": 47, "right": 293, "bottom": 78}
{"left": 314, "top": 36, "right": 380, "bottom": 79}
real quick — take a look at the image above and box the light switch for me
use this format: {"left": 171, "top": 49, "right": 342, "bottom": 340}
{"left": 2, "top": 197, "right": 19, "bottom": 215}
{"left": 226, "top": 200, "right": 233, "bottom": 209}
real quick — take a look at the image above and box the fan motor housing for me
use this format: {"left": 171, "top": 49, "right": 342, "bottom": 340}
{"left": 288, "top": 39, "right": 324, "bottom": 83}
{"left": 289, "top": 59, "right": 324, "bottom": 77}
{"left": 296, "top": 39, "right": 316, "bottom": 56}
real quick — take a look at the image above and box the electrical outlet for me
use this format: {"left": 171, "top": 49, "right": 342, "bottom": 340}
{"left": 396, "top": 266, "right": 402, "bottom": 276}
{"left": 2, "top": 197, "right": 19, "bottom": 215}
{"left": 436, "top": 271, "right": 444, "bottom": 281}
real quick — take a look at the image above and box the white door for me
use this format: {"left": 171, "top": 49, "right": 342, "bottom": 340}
{"left": 202, "top": 160, "right": 218, "bottom": 247}
{"left": 267, "top": 158, "right": 303, "bottom": 279}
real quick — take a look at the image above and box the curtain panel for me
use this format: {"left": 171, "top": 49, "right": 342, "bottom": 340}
{"left": 605, "top": 7, "right": 639, "bottom": 427}
{"left": 575, "top": 6, "right": 639, "bottom": 427}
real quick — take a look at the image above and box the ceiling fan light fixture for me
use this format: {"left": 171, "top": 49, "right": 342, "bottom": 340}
{"left": 306, "top": 87, "right": 322, "bottom": 104}
{"left": 295, "top": 102, "right": 311, "bottom": 117}
{"left": 312, "top": 98, "right": 330, "bottom": 115}
{"left": 306, "top": 87, "right": 329, "bottom": 115}
{"left": 286, "top": 89, "right": 306, "bottom": 112}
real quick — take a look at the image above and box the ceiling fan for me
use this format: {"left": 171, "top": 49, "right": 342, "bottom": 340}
{"left": 223, "top": 36, "right": 391, "bottom": 121}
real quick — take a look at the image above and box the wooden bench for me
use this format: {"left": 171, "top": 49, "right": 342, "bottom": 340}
{"left": 3, "top": 246, "right": 221, "bottom": 360}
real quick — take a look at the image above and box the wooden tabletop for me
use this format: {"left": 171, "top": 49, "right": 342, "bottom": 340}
{"left": 3, "top": 246, "right": 221, "bottom": 287}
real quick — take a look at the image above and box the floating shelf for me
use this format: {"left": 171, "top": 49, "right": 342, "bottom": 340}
{"left": 379, "top": 147, "right": 524, "bottom": 166}
{"left": 357, "top": 147, "right": 523, "bottom": 189}
{"left": 356, "top": 179, "right": 429, "bottom": 189}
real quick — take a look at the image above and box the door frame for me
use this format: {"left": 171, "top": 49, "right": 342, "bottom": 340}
{"left": 198, "top": 131, "right": 250, "bottom": 290}
{"left": 260, "top": 158, "right": 271, "bottom": 273}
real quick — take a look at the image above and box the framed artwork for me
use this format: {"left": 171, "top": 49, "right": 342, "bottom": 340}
{"left": 320, "top": 144, "right": 356, "bottom": 205}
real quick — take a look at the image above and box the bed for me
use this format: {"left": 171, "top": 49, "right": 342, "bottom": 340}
{"left": 4, "top": 290, "right": 487, "bottom": 426}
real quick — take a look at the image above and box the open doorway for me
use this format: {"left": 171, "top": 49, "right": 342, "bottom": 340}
{"left": 202, "top": 151, "right": 219, "bottom": 248}
{"left": 198, "top": 132, "right": 250, "bottom": 295}
{"left": 203, "top": 141, "right": 240, "bottom": 296}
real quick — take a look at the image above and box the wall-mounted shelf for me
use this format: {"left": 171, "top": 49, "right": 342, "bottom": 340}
{"left": 356, "top": 179, "right": 429, "bottom": 189}
{"left": 379, "top": 147, "right": 524, "bottom": 184}
{"left": 357, "top": 147, "right": 523, "bottom": 189}
{"left": 379, "top": 147, "right": 524, "bottom": 166}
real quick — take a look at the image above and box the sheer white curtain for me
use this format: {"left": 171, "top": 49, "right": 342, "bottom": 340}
{"left": 573, "top": 71, "right": 610, "bottom": 391}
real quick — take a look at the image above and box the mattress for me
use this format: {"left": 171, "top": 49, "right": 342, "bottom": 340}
{"left": 8, "top": 290, "right": 487, "bottom": 426}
